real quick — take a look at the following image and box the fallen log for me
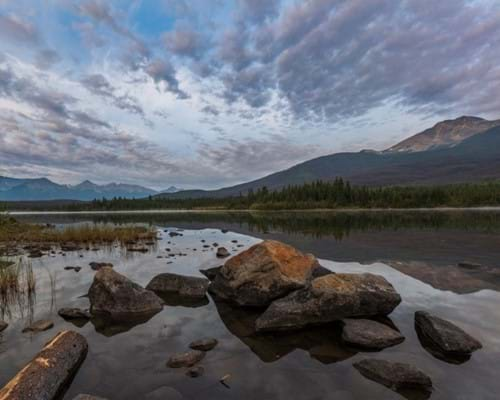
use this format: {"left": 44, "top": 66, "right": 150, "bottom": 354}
{"left": 0, "top": 330, "right": 88, "bottom": 400}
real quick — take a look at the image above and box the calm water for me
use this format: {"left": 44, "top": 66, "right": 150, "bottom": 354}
{"left": 1, "top": 211, "right": 500, "bottom": 399}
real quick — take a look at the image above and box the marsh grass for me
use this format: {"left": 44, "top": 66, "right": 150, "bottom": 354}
{"left": 0, "top": 216, "right": 156, "bottom": 245}
{"left": 0, "top": 257, "right": 36, "bottom": 320}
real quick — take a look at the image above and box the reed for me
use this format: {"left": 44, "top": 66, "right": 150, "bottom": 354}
{"left": 0, "top": 258, "right": 36, "bottom": 319}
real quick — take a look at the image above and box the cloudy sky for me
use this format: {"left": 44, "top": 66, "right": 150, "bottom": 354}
{"left": 0, "top": 0, "right": 499, "bottom": 190}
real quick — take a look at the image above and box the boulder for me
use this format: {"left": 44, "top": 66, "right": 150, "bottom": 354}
{"left": 353, "top": 359, "right": 432, "bottom": 399}
{"left": 0, "top": 320, "right": 7, "bottom": 332}
{"left": 89, "top": 262, "right": 113, "bottom": 271}
{"left": 167, "top": 350, "right": 205, "bottom": 368}
{"left": 209, "top": 240, "right": 320, "bottom": 307}
{"left": 0, "top": 331, "right": 88, "bottom": 400}
{"left": 146, "top": 273, "right": 209, "bottom": 299}
{"left": 415, "top": 311, "right": 482, "bottom": 358}
{"left": 256, "top": 273, "right": 401, "bottom": 331}
{"left": 88, "top": 267, "right": 163, "bottom": 320}
{"left": 58, "top": 308, "right": 91, "bottom": 320}
{"left": 22, "top": 319, "right": 54, "bottom": 333}
{"left": 189, "top": 337, "right": 218, "bottom": 351}
{"left": 341, "top": 319, "right": 404, "bottom": 350}
{"left": 199, "top": 266, "right": 222, "bottom": 281}
{"left": 216, "top": 247, "right": 230, "bottom": 258}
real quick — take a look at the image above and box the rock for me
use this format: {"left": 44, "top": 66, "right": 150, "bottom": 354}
{"left": 28, "top": 249, "right": 44, "bottom": 258}
{"left": 209, "top": 240, "right": 320, "bottom": 307}
{"left": 189, "top": 338, "right": 218, "bottom": 351}
{"left": 167, "top": 350, "right": 205, "bottom": 368}
{"left": 88, "top": 267, "right": 164, "bottom": 320}
{"left": 58, "top": 308, "right": 91, "bottom": 320}
{"left": 341, "top": 319, "right": 404, "bottom": 350}
{"left": 216, "top": 247, "right": 230, "bottom": 258}
{"left": 256, "top": 273, "right": 401, "bottom": 331}
{"left": 311, "top": 265, "right": 334, "bottom": 278}
{"left": 458, "top": 262, "right": 482, "bottom": 269}
{"left": 169, "top": 231, "right": 182, "bottom": 237}
{"left": 414, "top": 311, "right": 482, "bottom": 359}
{"left": 0, "top": 331, "right": 88, "bottom": 400}
{"left": 89, "top": 262, "right": 113, "bottom": 271}
{"left": 353, "top": 359, "right": 432, "bottom": 399}
{"left": 146, "top": 273, "right": 209, "bottom": 299}
{"left": 186, "top": 366, "right": 204, "bottom": 378}
{"left": 65, "top": 266, "right": 82, "bottom": 272}
{"left": 0, "top": 320, "right": 7, "bottom": 332}
{"left": 200, "top": 266, "right": 222, "bottom": 281}
{"left": 22, "top": 319, "right": 54, "bottom": 333}
{"left": 73, "top": 395, "right": 108, "bottom": 400}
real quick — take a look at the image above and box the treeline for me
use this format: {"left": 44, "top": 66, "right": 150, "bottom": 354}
{"left": 3, "top": 179, "right": 500, "bottom": 211}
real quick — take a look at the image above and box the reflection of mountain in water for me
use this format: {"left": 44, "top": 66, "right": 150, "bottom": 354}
{"left": 386, "top": 261, "right": 500, "bottom": 294}
{"left": 213, "top": 298, "right": 357, "bottom": 364}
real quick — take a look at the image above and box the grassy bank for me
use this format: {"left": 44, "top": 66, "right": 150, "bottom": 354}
{"left": 0, "top": 214, "right": 156, "bottom": 245}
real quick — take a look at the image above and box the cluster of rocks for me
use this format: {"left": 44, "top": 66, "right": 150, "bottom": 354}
{"left": 167, "top": 337, "right": 218, "bottom": 378}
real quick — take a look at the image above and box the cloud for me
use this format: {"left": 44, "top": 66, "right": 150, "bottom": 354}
{"left": 164, "top": 27, "right": 205, "bottom": 59}
{"left": 0, "top": 13, "right": 39, "bottom": 44}
{"left": 35, "top": 49, "right": 61, "bottom": 70}
{"left": 144, "top": 59, "right": 188, "bottom": 98}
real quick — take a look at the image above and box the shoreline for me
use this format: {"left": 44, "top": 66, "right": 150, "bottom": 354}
{"left": 7, "top": 206, "right": 500, "bottom": 215}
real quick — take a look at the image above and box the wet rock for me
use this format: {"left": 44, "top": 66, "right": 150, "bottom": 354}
{"left": 189, "top": 337, "right": 218, "bottom": 351}
{"left": 186, "top": 366, "right": 204, "bottom": 378}
{"left": 0, "top": 320, "right": 7, "bottom": 332}
{"left": 169, "top": 231, "right": 182, "bottom": 237}
{"left": 0, "top": 331, "right": 88, "bottom": 400}
{"left": 311, "top": 265, "right": 334, "bottom": 278}
{"left": 145, "top": 387, "right": 183, "bottom": 400}
{"left": 58, "top": 308, "right": 91, "bottom": 320}
{"left": 200, "top": 266, "right": 222, "bottom": 281}
{"left": 256, "top": 273, "right": 401, "bottom": 331}
{"left": 415, "top": 311, "right": 482, "bottom": 360}
{"left": 89, "top": 262, "right": 113, "bottom": 271}
{"left": 209, "top": 240, "right": 320, "bottom": 307}
{"left": 65, "top": 266, "right": 82, "bottom": 272}
{"left": 167, "top": 350, "right": 205, "bottom": 368}
{"left": 457, "top": 262, "right": 482, "bottom": 269}
{"left": 341, "top": 319, "right": 404, "bottom": 350}
{"left": 89, "top": 267, "right": 163, "bottom": 320}
{"left": 353, "top": 359, "right": 432, "bottom": 399}
{"left": 216, "top": 247, "right": 230, "bottom": 258}
{"left": 221, "top": 229, "right": 229, "bottom": 233}
{"left": 146, "top": 273, "right": 209, "bottom": 299}
{"left": 22, "top": 319, "right": 54, "bottom": 333}
{"left": 73, "top": 395, "right": 108, "bottom": 400}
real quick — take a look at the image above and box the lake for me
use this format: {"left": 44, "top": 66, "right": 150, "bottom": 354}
{"left": 1, "top": 210, "right": 499, "bottom": 399}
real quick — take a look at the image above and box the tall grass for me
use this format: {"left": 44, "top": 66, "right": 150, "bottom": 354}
{"left": 0, "top": 257, "right": 36, "bottom": 320}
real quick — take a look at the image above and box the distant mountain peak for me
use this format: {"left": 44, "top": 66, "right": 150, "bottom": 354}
{"left": 386, "top": 115, "right": 500, "bottom": 153}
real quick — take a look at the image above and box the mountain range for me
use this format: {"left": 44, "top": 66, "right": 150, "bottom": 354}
{"left": 0, "top": 178, "right": 181, "bottom": 201}
{"left": 2, "top": 116, "right": 499, "bottom": 201}
{"left": 157, "top": 116, "right": 500, "bottom": 199}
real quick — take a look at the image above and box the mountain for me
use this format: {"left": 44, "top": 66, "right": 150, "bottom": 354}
{"left": 0, "top": 178, "right": 158, "bottom": 201}
{"left": 157, "top": 116, "right": 500, "bottom": 199}
{"left": 386, "top": 116, "right": 500, "bottom": 153}
{"left": 161, "top": 186, "right": 182, "bottom": 194}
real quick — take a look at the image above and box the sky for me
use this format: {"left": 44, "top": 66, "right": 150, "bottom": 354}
{"left": 0, "top": 0, "right": 499, "bottom": 190}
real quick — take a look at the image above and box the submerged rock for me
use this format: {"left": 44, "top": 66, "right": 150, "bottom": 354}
{"left": 145, "top": 387, "right": 183, "bottom": 400}
{"left": 353, "top": 359, "right": 432, "bottom": 399}
{"left": 341, "top": 319, "right": 404, "bottom": 350}
{"left": 189, "top": 337, "right": 218, "bottom": 351}
{"left": 216, "top": 247, "right": 230, "bottom": 258}
{"left": 89, "top": 267, "right": 163, "bottom": 320}
{"left": 167, "top": 350, "right": 205, "bottom": 368}
{"left": 89, "top": 262, "right": 113, "bottom": 271}
{"left": 73, "top": 395, "right": 108, "bottom": 400}
{"left": 0, "top": 320, "right": 7, "bottom": 332}
{"left": 0, "top": 331, "right": 88, "bottom": 400}
{"left": 209, "top": 240, "right": 320, "bottom": 307}
{"left": 186, "top": 366, "right": 204, "bottom": 378}
{"left": 256, "top": 273, "right": 401, "bottom": 331}
{"left": 146, "top": 273, "right": 209, "bottom": 299}
{"left": 58, "top": 308, "right": 91, "bottom": 320}
{"left": 415, "top": 311, "right": 482, "bottom": 360}
{"left": 22, "top": 319, "right": 54, "bottom": 333}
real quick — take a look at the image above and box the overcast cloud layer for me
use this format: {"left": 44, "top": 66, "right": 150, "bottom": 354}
{"left": 0, "top": 0, "right": 499, "bottom": 189}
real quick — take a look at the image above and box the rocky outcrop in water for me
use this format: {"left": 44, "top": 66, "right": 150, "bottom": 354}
{"left": 189, "top": 337, "right": 218, "bottom": 351}
{"left": 0, "top": 330, "right": 88, "bottom": 400}
{"left": 146, "top": 273, "right": 209, "bottom": 299}
{"left": 167, "top": 350, "right": 205, "bottom": 368}
{"left": 22, "top": 319, "right": 54, "bottom": 333}
{"left": 341, "top": 319, "right": 404, "bottom": 350}
{"left": 255, "top": 273, "right": 401, "bottom": 331}
{"left": 354, "top": 359, "right": 432, "bottom": 399}
{"left": 415, "top": 311, "right": 482, "bottom": 362}
{"left": 89, "top": 267, "right": 163, "bottom": 320}
{"left": 209, "top": 240, "right": 320, "bottom": 307}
